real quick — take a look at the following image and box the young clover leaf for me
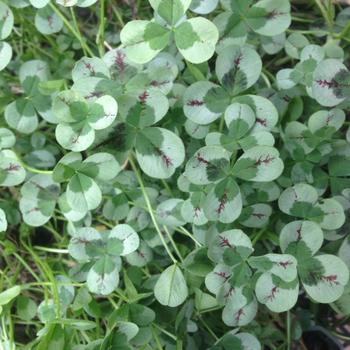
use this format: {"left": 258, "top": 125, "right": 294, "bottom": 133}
{"left": 154, "top": 264, "right": 188, "bottom": 307}
{"left": 53, "top": 90, "right": 118, "bottom": 151}
{"left": 68, "top": 225, "right": 139, "bottom": 295}
{"left": 19, "top": 174, "right": 60, "bottom": 227}
{"left": 280, "top": 220, "right": 350, "bottom": 304}
{"left": 120, "top": 0, "right": 219, "bottom": 64}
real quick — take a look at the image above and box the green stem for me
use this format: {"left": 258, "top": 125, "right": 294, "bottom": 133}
{"left": 16, "top": 154, "right": 53, "bottom": 174}
{"left": 97, "top": 0, "right": 105, "bottom": 56}
{"left": 252, "top": 228, "right": 266, "bottom": 246}
{"left": 128, "top": 155, "right": 177, "bottom": 264}
{"left": 49, "top": 3, "right": 94, "bottom": 57}
{"left": 163, "top": 225, "right": 184, "bottom": 263}
{"left": 287, "top": 311, "right": 291, "bottom": 350}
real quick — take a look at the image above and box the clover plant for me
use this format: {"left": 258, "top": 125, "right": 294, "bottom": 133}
{"left": 0, "top": 0, "right": 350, "bottom": 349}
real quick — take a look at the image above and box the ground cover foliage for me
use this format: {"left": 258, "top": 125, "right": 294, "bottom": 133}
{"left": 0, "top": 0, "right": 350, "bottom": 348}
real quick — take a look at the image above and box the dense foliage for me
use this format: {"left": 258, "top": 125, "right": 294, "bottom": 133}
{"left": 0, "top": 0, "right": 350, "bottom": 349}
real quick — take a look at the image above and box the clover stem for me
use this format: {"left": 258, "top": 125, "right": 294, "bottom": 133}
{"left": 128, "top": 154, "right": 178, "bottom": 264}
{"left": 96, "top": 0, "right": 105, "bottom": 56}
{"left": 252, "top": 228, "right": 266, "bottom": 246}
{"left": 163, "top": 225, "right": 184, "bottom": 263}
{"left": 15, "top": 153, "right": 53, "bottom": 175}
{"left": 161, "top": 179, "right": 173, "bottom": 196}
{"left": 49, "top": 3, "right": 94, "bottom": 57}
{"left": 177, "top": 226, "right": 203, "bottom": 247}
{"left": 286, "top": 310, "right": 291, "bottom": 350}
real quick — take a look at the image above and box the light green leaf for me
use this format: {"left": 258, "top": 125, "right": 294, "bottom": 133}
{"left": 203, "top": 177, "right": 242, "bottom": 223}
{"left": 120, "top": 20, "right": 171, "bottom": 64}
{"left": 0, "top": 41, "right": 12, "bottom": 71}
{"left": 149, "top": 0, "right": 191, "bottom": 25}
{"left": 175, "top": 17, "right": 218, "bottom": 64}
{"left": 312, "top": 59, "right": 349, "bottom": 107}
{"left": 0, "top": 208, "right": 7, "bottom": 231}
{"left": 5, "top": 99, "right": 38, "bottom": 134}
{"left": 135, "top": 127, "right": 185, "bottom": 179}
{"left": 35, "top": 5, "right": 63, "bottom": 34}
{"left": 184, "top": 81, "right": 229, "bottom": 125}
{"left": 216, "top": 45, "right": 262, "bottom": 95}
{"left": 0, "top": 2, "right": 14, "bottom": 40}
{"left": 255, "top": 273, "right": 299, "bottom": 312}
{"left": 109, "top": 224, "right": 139, "bottom": 256}
{"left": 246, "top": 0, "right": 291, "bottom": 36}
{"left": 66, "top": 173, "right": 102, "bottom": 212}
{"left": 279, "top": 220, "right": 323, "bottom": 256}
{"left": 87, "top": 256, "right": 119, "bottom": 295}
{"left": 301, "top": 254, "right": 349, "bottom": 303}
{"left": 232, "top": 146, "right": 283, "bottom": 182}
{"left": 0, "top": 150, "right": 26, "bottom": 187}
{"left": 184, "top": 145, "right": 231, "bottom": 185}
{"left": 154, "top": 264, "right": 188, "bottom": 307}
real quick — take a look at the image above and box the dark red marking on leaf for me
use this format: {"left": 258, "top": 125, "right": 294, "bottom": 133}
{"left": 150, "top": 80, "right": 169, "bottom": 87}
{"left": 325, "top": 113, "right": 334, "bottom": 125}
{"left": 138, "top": 91, "right": 149, "bottom": 104}
{"left": 26, "top": 207, "right": 39, "bottom": 214}
{"left": 235, "top": 308, "right": 245, "bottom": 322}
{"left": 187, "top": 99, "right": 204, "bottom": 107}
{"left": 194, "top": 207, "right": 200, "bottom": 218}
{"left": 47, "top": 15, "right": 53, "bottom": 29}
{"left": 214, "top": 271, "right": 230, "bottom": 282}
{"left": 224, "top": 287, "right": 234, "bottom": 300}
{"left": 30, "top": 181, "right": 46, "bottom": 191}
{"left": 196, "top": 153, "right": 210, "bottom": 165}
{"left": 218, "top": 234, "right": 232, "bottom": 248}
{"left": 86, "top": 91, "right": 103, "bottom": 100}
{"left": 255, "top": 155, "right": 275, "bottom": 166}
{"left": 267, "top": 10, "right": 286, "bottom": 19}
{"left": 71, "top": 136, "right": 79, "bottom": 144}
{"left": 114, "top": 50, "right": 126, "bottom": 72}
{"left": 1, "top": 9, "right": 9, "bottom": 22}
{"left": 266, "top": 286, "right": 278, "bottom": 301}
{"left": 234, "top": 54, "right": 242, "bottom": 67}
{"left": 137, "top": 250, "right": 146, "bottom": 259}
{"left": 321, "top": 274, "right": 339, "bottom": 285}
{"left": 296, "top": 225, "right": 302, "bottom": 240}
{"left": 84, "top": 62, "right": 96, "bottom": 76}
{"left": 256, "top": 117, "right": 267, "bottom": 127}
{"left": 252, "top": 213, "right": 265, "bottom": 219}
{"left": 278, "top": 261, "right": 293, "bottom": 269}
{"left": 155, "top": 147, "right": 173, "bottom": 168}
{"left": 217, "top": 191, "right": 228, "bottom": 215}
{"left": 5, "top": 163, "right": 20, "bottom": 172}
{"left": 316, "top": 79, "right": 338, "bottom": 89}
